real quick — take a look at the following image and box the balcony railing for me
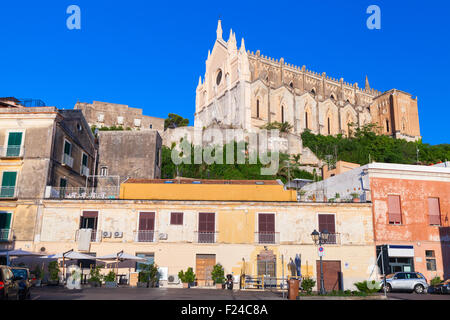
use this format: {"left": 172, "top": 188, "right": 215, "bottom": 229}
{"left": 0, "top": 229, "right": 12, "bottom": 242}
{"left": 322, "top": 233, "right": 340, "bottom": 245}
{"left": 45, "top": 186, "right": 120, "bottom": 200}
{"left": 81, "top": 165, "right": 90, "bottom": 177}
{"left": 196, "top": 231, "right": 217, "bottom": 243}
{"left": 0, "top": 146, "right": 24, "bottom": 158}
{"left": 75, "top": 229, "right": 101, "bottom": 242}
{"left": 255, "top": 232, "right": 280, "bottom": 244}
{"left": 62, "top": 153, "right": 74, "bottom": 167}
{"left": 0, "top": 187, "right": 18, "bottom": 199}
{"left": 134, "top": 230, "right": 156, "bottom": 242}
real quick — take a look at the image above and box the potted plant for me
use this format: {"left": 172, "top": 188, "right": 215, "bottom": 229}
{"left": 104, "top": 271, "right": 117, "bottom": 288}
{"left": 298, "top": 190, "right": 306, "bottom": 201}
{"left": 88, "top": 266, "right": 103, "bottom": 287}
{"left": 148, "top": 263, "right": 159, "bottom": 288}
{"left": 137, "top": 266, "right": 151, "bottom": 288}
{"left": 335, "top": 193, "right": 340, "bottom": 202}
{"left": 178, "top": 267, "right": 196, "bottom": 288}
{"left": 47, "top": 261, "right": 60, "bottom": 286}
{"left": 32, "top": 265, "right": 43, "bottom": 287}
{"left": 351, "top": 193, "right": 360, "bottom": 202}
{"left": 211, "top": 264, "right": 225, "bottom": 289}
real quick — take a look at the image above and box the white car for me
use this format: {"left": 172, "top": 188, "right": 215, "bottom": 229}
{"left": 380, "top": 272, "right": 428, "bottom": 294}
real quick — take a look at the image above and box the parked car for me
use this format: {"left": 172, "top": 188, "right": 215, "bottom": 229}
{"left": 0, "top": 265, "right": 20, "bottom": 300}
{"left": 380, "top": 272, "right": 428, "bottom": 294}
{"left": 10, "top": 267, "right": 32, "bottom": 300}
{"left": 430, "top": 279, "right": 450, "bottom": 294}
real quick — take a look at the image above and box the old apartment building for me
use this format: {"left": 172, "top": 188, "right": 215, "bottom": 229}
{"left": 0, "top": 103, "right": 96, "bottom": 248}
{"left": 29, "top": 179, "right": 376, "bottom": 291}
{"left": 302, "top": 162, "right": 450, "bottom": 281}
{"left": 75, "top": 101, "right": 165, "bottom": 134}
{"left": 194, "top": 21, "right": 421, "bottom": 143}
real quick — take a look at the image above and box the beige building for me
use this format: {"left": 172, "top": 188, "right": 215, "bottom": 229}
{"left": 194, "top": 21, "right": 421, "bottom": 143}
{"left": 74, "top": 101, "right": 164, "bottom": 134}
{"left": 20, "top": 180, "right": 378, "bottom": 291}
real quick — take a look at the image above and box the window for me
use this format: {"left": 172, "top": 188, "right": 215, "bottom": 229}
{"left": 149, "top": 124, "right": 153, "bottom": 129}
{"left": 64, "top": 140, "right": 72, "bottom": 156}
{"left": 117, "top": 116, "right": 124, "bottom": 125}
{"left": 428, "top": 197, "right": 441, "bottom": 225}
{"left": 216, "top": 70, "right": 222, "bottom": 86}
{"left": 256, "top": 99, "right": 260, "bottom": 118}
{"left": 100, "top": 166, "right": 108, "bottom": 176}
{"left": 327, "top": 118, "right": 331, "bottom": 135}
{"left": 318, "top": 214, "right": 336, "bottom": 244}
{"left": 6, "top": 132, "right": 23, "bottom": 157}
{"left": 80, "top": 211, "right": 98, "bottom": 242}
{"left": 198, "top": 212, "right": 215, "bottom": 243}
{"left": 59, "top": 178, "right": 67, "bottom": 188}
{"left": 305, "top": 112, "right": 309, "bottom": 129}
{"left": 426, "top": 250, "right": 436, "bottom": 271}
{"left": 77, "top": 123, "right": 83, "bottom": 132}
{"left": 258, "top": 213, "right": 275, "bottom": 244}
{"left": 387, "top": 195, "right": 402, "bottom": 224}
{"left": 170, "top": 212, "right": 183, "bottom": 225}
{"left": 386, "top": 119, "right": 390, "bottom": 132}
{"left": 0, "top": 212, "right": 12, "bottom": 241}
{"left": 1, "top": 172, "right": 17, "bottom": 198}
{"left": 136, "top": 253, "right": 155, "bottom": 272}
{"left": 138, "top": 212, "right": 155, "bottom": 242}
{"left": 281, "top": 106, "right": 285, "bottom": 123}
{"left": 81, "top": 153, "right": 88, "bottom": 172}
{"left": 97, "top": 114, "right": 104, "bottom": 122}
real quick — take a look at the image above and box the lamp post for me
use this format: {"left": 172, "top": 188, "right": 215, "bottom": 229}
{"left": 311, "top": 229, "right": 329, "bottom": 295}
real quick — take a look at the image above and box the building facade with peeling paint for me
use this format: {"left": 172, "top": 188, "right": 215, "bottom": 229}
{"left": 302, "top": 163, "right": 450, "bottom": 281}
{"left": 22, "top": 180, "right": 376, "bottom": 291}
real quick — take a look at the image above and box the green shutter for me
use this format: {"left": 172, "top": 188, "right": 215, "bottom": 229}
{"left": 6, "top": 132, "right": 22, "bottom": 157}
{"left": 1, "top": 172, "right": 17, "bottom": 198}
{"left": 0, "top": 212, "right": 12, "bottom": 229}
{"left": 82, "top": 154, "right": 88, "bottom": 166}
{"left": 64, "top": 141, "right": 72, "bottom": 155}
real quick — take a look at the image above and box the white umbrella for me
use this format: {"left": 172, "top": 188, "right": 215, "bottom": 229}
{"left": 96, "top": 252, "right": 146, "bottom": 261}
{"left": 40, "top": 251, "right": 97, "bottom": 260}
{"left": 0, "top": 248, "right": 44, "bottom": 266}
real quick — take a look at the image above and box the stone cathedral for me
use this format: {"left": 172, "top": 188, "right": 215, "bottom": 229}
{"left": 194, "top": 20, "right": 421, "bottom": 151}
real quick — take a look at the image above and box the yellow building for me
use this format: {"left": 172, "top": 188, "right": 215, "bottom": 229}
{"left": 24, "top": 179, "right": 377, "bottom": 291}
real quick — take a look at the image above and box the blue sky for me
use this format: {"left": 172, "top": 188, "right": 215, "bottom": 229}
{"left": 0, "top": 0, "right": 449, "bottom": 144}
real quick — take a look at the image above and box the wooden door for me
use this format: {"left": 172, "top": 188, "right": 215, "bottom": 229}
{"left": 196, "top": 254, "right": 216, "bottom": 287}
{"left": 316, "top": 260, "right": 342, "bottom": 292}
{"left": 139, "top": 212, "right": 155, "bottom": 242}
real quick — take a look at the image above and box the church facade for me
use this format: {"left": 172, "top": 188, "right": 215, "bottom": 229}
{"left": 194, "top": 21, "right": 421, "bottom": 143}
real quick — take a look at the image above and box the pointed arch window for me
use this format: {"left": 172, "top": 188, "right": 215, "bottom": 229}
{"left": 281, "top": 106, "right": 285, "bottom": 123}
{"left": 305, "top": 111, "right": 309, "bottom": 129}
{"left": 256, "top": 99, "right": 260, "bottom": 118}
{"left": 386, "top": 119, "right": 390, "bottom": 132}
{"left": 327, "top": 117, "right": 331, "bottom": 135}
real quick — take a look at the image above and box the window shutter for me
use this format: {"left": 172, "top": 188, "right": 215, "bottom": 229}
{"left": 199, "top": 213, "right": 214, "bottom": 232}
{"left": 259, "top": 214, "right": 275, "bottom": 233}
{"left": 64, "top": 141, "right": 71, "bottom": 155}
{"left": 388, "top": 195, "right": 402, "bottom": 224}
{"left": 428, "top": 198, "right": 441, "bottom": 225}
{"left": 318, "top": 214, "right": 335, "bottom": 233}
{"left": 139, "top": 212, "right": 155, "bottom": 231}
{"left": 0, "top": 212, "right": 12, "bottom": 229}
{"left": 8, "top": 132, "right": 22, "bottom": 146}
{"left": 2, "top": 172, "right": 17, "bottom": 187}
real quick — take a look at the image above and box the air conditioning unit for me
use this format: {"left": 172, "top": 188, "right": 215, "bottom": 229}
{"left": 167, "top": 275, "right": 179, "bottom": 284}
{"left": 102, "top": 231, "right": 111, "bottom": 238}
{"left": 114, "top": 231, "right": 123, "bottom": 238}
{"left": 159, "top": 233, "right": 168, "bottom": 240}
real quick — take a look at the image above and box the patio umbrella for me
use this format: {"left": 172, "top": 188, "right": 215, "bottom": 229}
{"left": 0, "top": 248, "right": 44, "bottom": 266}
{"left": 295, "top": 254, "right": 301, "bottom": 278}
{"left": 97, "top": 251, "right": 146, "bottom": 283}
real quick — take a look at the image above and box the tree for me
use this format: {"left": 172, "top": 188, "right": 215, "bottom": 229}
{"left": 164, "top": 113, "right": 189, "bottom": 130}
{"left": 260, "top": 121, "right": 293, "bottom": 134}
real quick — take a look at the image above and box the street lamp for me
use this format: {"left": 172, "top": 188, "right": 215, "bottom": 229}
{"left": 311, "top": 229, "right": 329, "bottom": 295}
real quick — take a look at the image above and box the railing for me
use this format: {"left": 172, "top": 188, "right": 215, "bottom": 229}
{"left": 75, "top": 229, "right": 102, "bottom": 242}
{"left": 62, "top": 153, "right": 74, "bottom": 167}
{"left": 0, "top": 229, "right": 12, "bottom": 242}
{"left": 81, "top": 165, "right": 89, "bottom": 177}
{"left": 255, "top": 232, "right": 280, "bottom": 244}
{"left": 0, "top": 187, "right": 18, "bottom": 199}
{"left": 0, "top": 146, "right": 24, "bottom": 158}
{"left": 196, "top": 231, "right": 217, "bottom": 243}
{"left": 134, "top": 230, "right": 156, "bottom": 242}
{"left": 322, "top": 233, "right": 340, "bottom": 245}
{"left": 46, "top": 186, "right": 120, "bottom": 200}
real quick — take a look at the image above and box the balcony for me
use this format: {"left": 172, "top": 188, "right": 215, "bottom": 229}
{"left": 134, "top": 230, "right": 156, "bottom": 242}
{"left": 0, "top": 146, "right": 24, "bottom": 158}
{"left": 322, "top": 233, "right": 341, "bottom": 245}
{"left": 0, "top": 229, "right": 13, "bottom": 242}
{"left": 196, "top": 231, "right": 217, "bottom": 243}
{"left": 255, "top": 232, "right": 280, "bottom": 244}
{"left": 81, "top": 165, "right": 90, "bottom": 177}
{"left": 0, "top": 187, "right": 18, "bottom": 199}
{"left": 75, "top": 229, "right": 101, "bottom": 242}
{"left": 62, "top": 153, "right": 74, "bottom": 168}
{"left": 45, "top": 186, "right": 120, "bottom": 200}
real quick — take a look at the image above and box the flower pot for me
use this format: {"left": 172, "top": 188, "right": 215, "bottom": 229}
{"left": 105, "top": 281, "right": 117, "bottom": 288}
{"left": 137, "top": 282, "right": 149, "bottom": 288}
{"left": 48, "top": 279, "right": 59, "bottom": 286}
{"left": 216, "top": 283, "right": 223, "bottom": 289}
{"left": 182, "top": 282, "right": 189, "bottom": 288}
{"left": 352, "top": 198, "right": 360, "bottom": 203}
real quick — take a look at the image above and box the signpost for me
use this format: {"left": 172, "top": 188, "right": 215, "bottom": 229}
{"left": 318, "top": 246, "right": 324, "bottom": 257}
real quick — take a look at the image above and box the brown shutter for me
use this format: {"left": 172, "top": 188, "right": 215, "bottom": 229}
{"left": 318, "top": 214, "right": 335, "bottom": 233}
{"left": 259, "top": 214, "right": 275, "bottom": 233}
{"left": 171, "top": 212, "right": 183, "bottom": 225}
{"left": 428, "top": 198, "right": 441, "bottom": 225}
{"left": 139, "top": 212, "right": 155, "bottom": 231}
{"left": 82, "top": 211, "right": 98, "bottom": 218}
{"left": 388, "top": 195, "right": 402, "bottom": 224}
{"left": 199, "top": 213, "right": 214, "bottom": 232}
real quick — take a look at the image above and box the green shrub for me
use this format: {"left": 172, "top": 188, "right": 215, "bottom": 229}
{"left": 211, "top": 264, "right": 225, "bottom": 284}
{"left": 178, "top": 267, "right": 196, "bottom": 284}
{"left": 301, "top": 277, "right": 316, "bottom": 295}
{"left": 430, "top": 276, "right": 442, "bottom": 286}
{"left": 88, "top": 266, "right": 103, "bottom": 284}
{"left": 33, "top": 265, "right": 43, "bottom": 280}
{"left": 104, "top": 271, "right": 116, "bottom": 282}
{"left": 48, "top": 261, "right": 60, "bottom": 281}
{"left": 354, "top": 280, "right": 381, "bottom": 294}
